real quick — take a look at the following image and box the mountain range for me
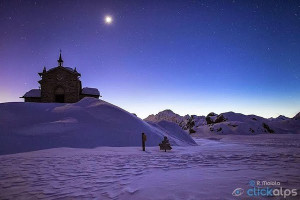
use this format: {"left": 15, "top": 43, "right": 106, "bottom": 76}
{"left": 145, "top": 110, "right": 300, "bottom": 135}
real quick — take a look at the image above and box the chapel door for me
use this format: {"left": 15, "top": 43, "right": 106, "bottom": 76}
{"left": 54, "top": 87, "right": 65, "bottom": 103}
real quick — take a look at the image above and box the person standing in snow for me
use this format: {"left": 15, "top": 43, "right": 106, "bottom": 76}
{"left": 142, "top": 132, "right": 147, "bottom": 151}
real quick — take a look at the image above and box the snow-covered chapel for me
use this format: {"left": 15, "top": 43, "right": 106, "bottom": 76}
{"left": 21, "top": 52, "right": 101, "bottom": 103}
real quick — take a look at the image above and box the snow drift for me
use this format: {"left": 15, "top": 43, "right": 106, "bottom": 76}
{"left": 0, "top": 98, "right": 196, "bottom": 155}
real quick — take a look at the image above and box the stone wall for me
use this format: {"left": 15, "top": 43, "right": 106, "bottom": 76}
{"left": 24, "top": 97, "right": 41, "bottom": 103}
{"left": 80, "top": 94, "right": 100, "bottom": 100}
{"left": 39, "top": 68, "right": 81, "bottom": 103}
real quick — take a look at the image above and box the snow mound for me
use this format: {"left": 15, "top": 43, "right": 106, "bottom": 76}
{"left": 0, "top": 98, "right": 196, "bottom": 155}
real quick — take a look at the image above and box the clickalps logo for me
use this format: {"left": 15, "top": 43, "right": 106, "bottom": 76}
{"left": 232, "top": 188, "right": 244, "bottom": 196}
{"left": 232, "top": 180, "right": 298, "bottom": 198}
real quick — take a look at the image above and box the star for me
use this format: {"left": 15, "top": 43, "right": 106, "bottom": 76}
{"left": 105, "top": 16, "right": 112, "bottom": 24}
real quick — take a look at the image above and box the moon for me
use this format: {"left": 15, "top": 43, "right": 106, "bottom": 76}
{"left": 105, "top": 16, "right": 112, "bottom": 24}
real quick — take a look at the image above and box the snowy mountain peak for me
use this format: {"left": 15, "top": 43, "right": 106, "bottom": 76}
{"left": 293, "top": 112, "right": 300, "bottom": 120}
{"left": 161, "top": 109, "right": 176, "bottom": 114}
{"left": 276, "top": 115, "right": 289, "bottom": 120}
{"left": 144, "top": 109, "right": 184, "bottom": 124}
{"left": 207, "top": 112, "right": 218, "bottom": 117}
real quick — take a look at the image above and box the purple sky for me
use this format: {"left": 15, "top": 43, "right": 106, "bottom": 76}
{"left": 0, "top": 0, "right": 299, "bottom": 118}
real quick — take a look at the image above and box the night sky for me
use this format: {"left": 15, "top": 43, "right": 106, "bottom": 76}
{"left": 0, "top": 0, "right": 299, "bottom": 118}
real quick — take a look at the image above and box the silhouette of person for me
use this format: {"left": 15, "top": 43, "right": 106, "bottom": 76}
{"left": 142, "top": 132, "right": 147, "bottom": 151}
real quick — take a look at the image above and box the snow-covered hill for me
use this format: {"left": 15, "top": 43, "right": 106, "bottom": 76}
{"left": 145, "top": 110, "right": 300, "bottom": 136}
{"left": 0, "top": 98, "right": 196, "bottom": 155}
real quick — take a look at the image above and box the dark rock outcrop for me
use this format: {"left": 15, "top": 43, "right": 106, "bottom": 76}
{"left": 262, "top": 123, "right": 274, "bottom": 133}
{"left": 206, "top": 113, "right": 226, "bottom": 124}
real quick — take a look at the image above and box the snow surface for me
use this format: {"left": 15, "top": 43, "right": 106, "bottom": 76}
{"left": 0, "top": 134, "right": 299, "bottom": 199}
{"left": 147, "top": 120, "right": 196, "bottom": 146}
{"left": 81, "top": 87, "right": 100, "bottom": 96}
{"left": 0, "top": 98, "right": 196, "bottom": 155}
{"left": 64, "top": 67, "right": 75, "bottom": 72}
{"left": 22, "top": 89, "right": 41, "bottom": 98}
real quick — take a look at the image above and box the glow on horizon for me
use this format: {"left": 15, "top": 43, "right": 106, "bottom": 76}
{"left": 104, "top": 95, "right": 300, "bottom": 119}
{"left": 0, "top": 87, "right": 299, "bottom": 119}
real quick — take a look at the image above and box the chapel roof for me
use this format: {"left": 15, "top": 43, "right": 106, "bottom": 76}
{"left": 82, "top": 87, "right": 101, "bottom": 96}
{"left": 22, "top": 89, "right": 41, "bottom": 98}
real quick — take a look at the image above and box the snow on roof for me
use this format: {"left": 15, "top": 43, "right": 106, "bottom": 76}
{"left": 47, "top": 66, "right": 78, "bottom": 74}
{"left": 23, "top": 89, "right": 41, "bottom": 98}
{"left": 64, "top": 67, "right": 74, "bottom": 72}
{"left": 82, "top": 87, "right": 100, "bottom": 96}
